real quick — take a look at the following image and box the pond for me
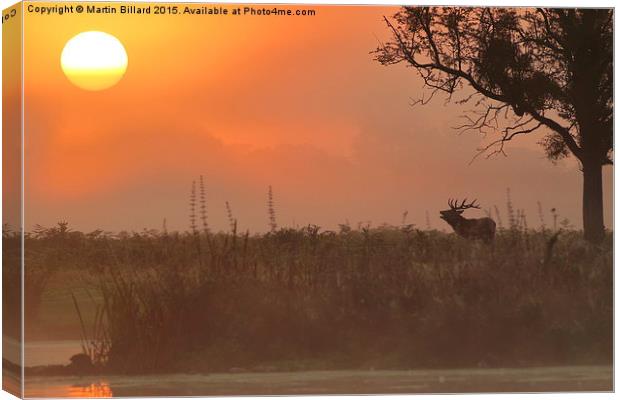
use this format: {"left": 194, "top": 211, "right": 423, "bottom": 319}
{"left": 16, "top": 341, "right": 613, "bottom": 397}
{"left": 25, "top": 340, "right": 83, "bottom": 367}
{"left": 24, "top": 366, "right": 612, "bottom": 397}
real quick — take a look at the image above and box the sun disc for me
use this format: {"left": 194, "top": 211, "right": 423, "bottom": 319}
{"left": 61, "top": 31, "right": 128, "bottom": 91}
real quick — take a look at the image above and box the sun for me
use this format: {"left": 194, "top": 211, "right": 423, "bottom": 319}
{"left": 61, "top": 31, "right": 128, "bottom": 91}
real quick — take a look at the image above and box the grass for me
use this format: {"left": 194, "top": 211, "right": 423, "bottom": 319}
{"left": 14, "top": 222, "right": 613, "bottom": 374}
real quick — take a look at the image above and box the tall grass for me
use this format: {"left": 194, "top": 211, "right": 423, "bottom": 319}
{"left": 33, "top": 224, "right": 612, "bottom": 374}
{"left": 18, "top": 187, "right": 612, "bottom": 374}
{"left": 267, "top": 185, "right": 277, "bottom": 232}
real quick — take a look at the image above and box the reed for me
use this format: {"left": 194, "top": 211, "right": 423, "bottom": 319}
{"left": 267, "top": 185, "right": 277, "bottom": 232}
{"left": 20, "top": 195, "right": 611, "bottom": 374}
{"left": 27, "top": 224, "right": 611, "bottom": 374}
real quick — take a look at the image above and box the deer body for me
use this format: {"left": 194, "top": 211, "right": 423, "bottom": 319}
{"left": 440, "top": 199, "right": 496, "bottom": 242}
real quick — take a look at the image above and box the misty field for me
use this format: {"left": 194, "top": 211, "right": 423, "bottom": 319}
{"left": 4, "top": 221, "right": 612, "bottom": 375}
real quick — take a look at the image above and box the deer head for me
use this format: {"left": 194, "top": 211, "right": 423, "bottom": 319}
{"left": 440, "top": 198, "right": 480, "bottom": 222}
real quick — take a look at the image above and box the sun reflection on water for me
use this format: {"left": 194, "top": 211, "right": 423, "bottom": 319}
{"left": 26, "top": 381, "right": 113, "bottom": 398}
{"left": 68, "top": 382, "right": 113, "bottom": 398}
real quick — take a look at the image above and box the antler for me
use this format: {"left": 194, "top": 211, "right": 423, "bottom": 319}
{"left": 448, "top": 198, "right": 480, "bottom": 211}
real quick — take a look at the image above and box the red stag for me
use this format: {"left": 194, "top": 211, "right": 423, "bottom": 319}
{"left": 440, "top": 199, "right": 496, "bottom": 242}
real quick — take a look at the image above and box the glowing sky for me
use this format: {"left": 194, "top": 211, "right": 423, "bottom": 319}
{"left": 13, "top": 3, "right": 613, "bottom": 233}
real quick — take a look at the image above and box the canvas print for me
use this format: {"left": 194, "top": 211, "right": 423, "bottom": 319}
{"left": 2, "top": 2, "right": 613, "bottom": 397}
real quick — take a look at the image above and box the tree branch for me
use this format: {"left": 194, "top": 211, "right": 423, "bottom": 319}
{"left": 381, "top": 10, "right": 584, "bottom": 161}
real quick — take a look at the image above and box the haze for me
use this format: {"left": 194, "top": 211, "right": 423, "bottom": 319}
{"left": 16, "top": 5, "right": 613, "bottom": 233}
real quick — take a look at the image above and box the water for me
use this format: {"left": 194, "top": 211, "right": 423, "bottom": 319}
{"left": 25, "top": 340, "right": 83, "bottom": 367}
{"left": 23, "top": 366, "right": 612, "bottom": 397}
{"left": 18, "top": 341, "right": 613, "bottom": 397}
{"left": 4, "top": 338, "right": 84, "bottom": 367}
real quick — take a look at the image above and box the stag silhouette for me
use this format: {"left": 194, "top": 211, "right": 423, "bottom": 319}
{"left": 440, "top": 199, "right": 496, "bottom": 242}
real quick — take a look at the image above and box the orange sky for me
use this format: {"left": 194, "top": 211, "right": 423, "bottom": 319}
{"left": 13, "top": 2, "right": 613, "bottom": 232}
{"left": 3, "top": 2, "right": 21, "bottom": 232}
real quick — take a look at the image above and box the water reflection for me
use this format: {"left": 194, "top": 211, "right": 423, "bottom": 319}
{"left": 23, "top": 366, "right": 612, "bottom": 397}
{"left": 69, "top": 382, "right": 113, "bottom": 398}
{"left": 27, "top": 380, "right": 113, "bottom": 398}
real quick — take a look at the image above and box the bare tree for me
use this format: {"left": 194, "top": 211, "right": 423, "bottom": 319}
{"left": 374, "top": 7, "right": 612, "bottom": 242}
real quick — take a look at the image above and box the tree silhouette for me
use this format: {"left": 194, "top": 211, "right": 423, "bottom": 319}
{"left": 374, "top": 7, "right": 612, "bottom": 242}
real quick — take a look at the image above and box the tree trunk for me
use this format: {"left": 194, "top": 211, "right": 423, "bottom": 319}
{"left": 582, "top": 159, "right": 605, "bottom": 243}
